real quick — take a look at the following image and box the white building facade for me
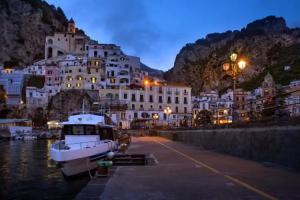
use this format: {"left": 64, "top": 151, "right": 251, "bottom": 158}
{"left": 98, "top": 82, "right": 192, "bottom": 128}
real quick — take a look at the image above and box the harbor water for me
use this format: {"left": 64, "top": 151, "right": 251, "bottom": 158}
{"left": 0, "top": 139, "right": 89, "bottom": 200}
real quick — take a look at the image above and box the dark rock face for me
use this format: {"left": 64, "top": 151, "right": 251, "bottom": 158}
{"left": 164, "top": 16, "right": 300, "bottom": 95}
{"left": 47, "top": 90, "right": 99, "bottom": 121}
{"left": 140, "top": 63, "right": 164, "bottom": 79}
{"left": 0, "top": 0, "right": 68, "bottom": 67}
{"left": 245, "top": 16, "right": 288, "bottom": 34}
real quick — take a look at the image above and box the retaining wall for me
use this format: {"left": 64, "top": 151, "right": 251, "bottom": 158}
{"left": 155, "top": 126, "right": 300, "bottom": 170}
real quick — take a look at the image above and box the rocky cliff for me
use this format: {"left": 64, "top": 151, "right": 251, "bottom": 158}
{"left": 140, "top": 63, "right": 164, "bottom": 79}
{"left": 47, "top": 90, "right": 99, "bottom": 121}
{"left": 164, "top": 16, "right": 300, "bottom": 94}
{"left": 0, "top": 0, "right": 69, "bottom": 67}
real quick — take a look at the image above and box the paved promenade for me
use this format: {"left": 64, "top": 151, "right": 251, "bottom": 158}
{"left": 77, "top": 136, "right": 300, "bottom": 200}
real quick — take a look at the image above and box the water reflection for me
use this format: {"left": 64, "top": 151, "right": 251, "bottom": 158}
{"left": 0, "top": 139, "right": 89, "bottom": 200}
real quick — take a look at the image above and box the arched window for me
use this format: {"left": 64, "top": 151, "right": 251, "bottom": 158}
{"left": 67, "top": 76, "right": 73, "bottom": 81}
{"left": 47, "top": 39, "right": 53, "bottom": 44}
{"left": 76, "top": 75, "right": 83, "bottom": 81}
{"left": 91, "top": 77, "right": 97, "bottom": 83}
{"left": 120, "top": 78, "right": 129, "bottom": 83}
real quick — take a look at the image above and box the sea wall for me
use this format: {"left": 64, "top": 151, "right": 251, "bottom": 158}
{"left": 154, "top": 126, "right": 300, "bottom": 170}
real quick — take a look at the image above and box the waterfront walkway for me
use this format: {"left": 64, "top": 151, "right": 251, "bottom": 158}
{"left": 77, "top": 136, "right": 300, "bottom": 200}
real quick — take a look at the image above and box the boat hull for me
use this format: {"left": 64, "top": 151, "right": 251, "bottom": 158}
{"left": 50, "top": 141, "right": 117, "bottom": 162}
{"left": 61, "top": 157, "right": 99, "bottom": 177}
{"left": 51, "top": 141, "right": 117, "bottom": 177}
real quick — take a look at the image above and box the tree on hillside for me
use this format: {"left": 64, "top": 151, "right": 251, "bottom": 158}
{"left": 194, "top": 110, "right": 212, "bottom": 127}
{"left": 32, "top": 107, "right": 47, "bottom": 127}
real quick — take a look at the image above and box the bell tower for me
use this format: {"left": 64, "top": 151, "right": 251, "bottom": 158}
{"left": 262, "top": 72, "right": 276, "bottom": 98}
{"left": 68, "top": 18, "right": 76, "bottom": 33}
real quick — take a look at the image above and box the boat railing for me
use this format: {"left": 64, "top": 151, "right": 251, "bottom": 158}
{"left": 70, "top": 111, "right": 105, "bottom": 116}
{"left": 52, "top": 140, "right": 114, "bottom": 151}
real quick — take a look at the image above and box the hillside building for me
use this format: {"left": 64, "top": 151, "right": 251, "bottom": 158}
{"left": 45, "top": 19, "right": 87, "bottom": 59}
{"left": 0, "top": 68, "right": 26, "bottom": 106}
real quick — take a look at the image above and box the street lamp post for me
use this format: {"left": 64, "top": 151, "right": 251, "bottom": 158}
{"left": 152, "top": 113, "right": 159, "bottom": 128}
{"left": 164, "top": 106, "right": 172, "bottom": 127}
{"left": 222, "top": 53, "right": 246, "bottom": 122}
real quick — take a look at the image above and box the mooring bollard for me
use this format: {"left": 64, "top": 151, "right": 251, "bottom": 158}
{"left": 96, "top": 160, "right": 113, "bottom": 176}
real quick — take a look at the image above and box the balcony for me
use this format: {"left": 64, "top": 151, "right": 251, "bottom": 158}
{"left": 119, "top": 78, "right": 129, "bottom": 85}
{"left": 119, "top": 70, "right": 129, "bottom": 76}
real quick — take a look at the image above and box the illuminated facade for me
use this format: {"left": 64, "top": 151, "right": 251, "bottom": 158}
{"left": 98, "top": 81, "right": 192, "bottom": 128}
{"left": 60, "top": 57, "right": 105, "bottom": 90}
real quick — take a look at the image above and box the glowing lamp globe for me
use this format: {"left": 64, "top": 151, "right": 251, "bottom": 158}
{"left": 223, "top": 63, "right": 230, "bottom": 71}
{"left": 238, "top": 60, "right": 246, "bottom": 70}
{"left": 230, "top": 53, "right": 238, "bottom": 62}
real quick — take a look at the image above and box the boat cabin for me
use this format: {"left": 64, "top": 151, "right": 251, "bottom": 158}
{"left": 60, "top": 114, "right": 117, "bottom": 148}
{"left": 61, "top": 124, "right": 116, "bottom": 140}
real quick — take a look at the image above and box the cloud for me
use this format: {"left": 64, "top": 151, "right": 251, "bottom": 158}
{"left": 99, "top": 0, "right": 160, "bottom": 56}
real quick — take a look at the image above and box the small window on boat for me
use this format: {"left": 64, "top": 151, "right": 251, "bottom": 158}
{"left": 99, "top": 128, "right": 114, "bottom": 140}
{"left": 73, "top": 126, "right": 85, "bottom": 135}
{"left": 62, "top": 125, "right": 96, "bottom": 135}
{"left": 85, "top": 126, "right": 96, "bottom": 134}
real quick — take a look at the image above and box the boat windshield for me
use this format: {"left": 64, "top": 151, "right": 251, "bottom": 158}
{"left": 62, "top": 125, "right": 96, "bottom": 135}
{"left": 61, "top": 124, "right": 115, "bottom": 140}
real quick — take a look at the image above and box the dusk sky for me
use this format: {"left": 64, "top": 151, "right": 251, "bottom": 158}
{"left": 46, "top": 0, "right": 300, "bottom": 71}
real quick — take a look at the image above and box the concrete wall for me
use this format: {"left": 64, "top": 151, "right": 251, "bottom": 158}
{"left": 156, "top": 126, "right": 300, "bottom": 170}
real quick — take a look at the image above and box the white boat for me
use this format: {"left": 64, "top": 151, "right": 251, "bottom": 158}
{"left": 50, "top": 113, "right": 118, "bottom": 177}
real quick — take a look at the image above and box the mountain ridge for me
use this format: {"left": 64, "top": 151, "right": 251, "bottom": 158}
{"left": 164, "top": 16, "right": 300, "bottom": 94}
{"left": 0, "top": 0, "right": 89, "bottom": 67}
{"left": 140, "top": 63, "right": 164, "bottom": 78}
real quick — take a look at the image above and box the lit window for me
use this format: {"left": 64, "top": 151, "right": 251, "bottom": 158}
{"left": 67, "top": 76, "right": 73, "bottom": 81}
{"left": 76, "top": 83, "right": 81, "bottom": 88}
{"left": 110, "top": 78, "right": 116, "bottom": 83}
{"left": 77, "top": 76, "right": 83, "bottom": 81}
{"left": 91, "top": 77, "right": 97, "bottom": 83}
{"left": 66, "top": 83, "right": 71, "bottom": 88}
{"left": 95, "top": 61, "right": 99, "bottom": 66}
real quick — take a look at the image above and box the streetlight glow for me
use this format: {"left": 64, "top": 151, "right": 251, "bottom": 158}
{"left": 164, "top": 106, "right": 172, "bottom": 127}
{"left": 222, "top": 53, "right": 249, "bottom": 123}
{"left": 223, "top": 63, "right": 230, "bottom": 71}
{"left": 152, "top": 113, "right": 159, "bottom": 119}
{"left": 164, "top": 106, "right": 172, "bottom": 114}
{"left": 224, "top": 109, "right": 228, "bottom": 115}
{"left": 230, "top": 53, "right": 238, "bottom": 62}
{"left": 238, "top": 60, "right": 246, "bottom": 70}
